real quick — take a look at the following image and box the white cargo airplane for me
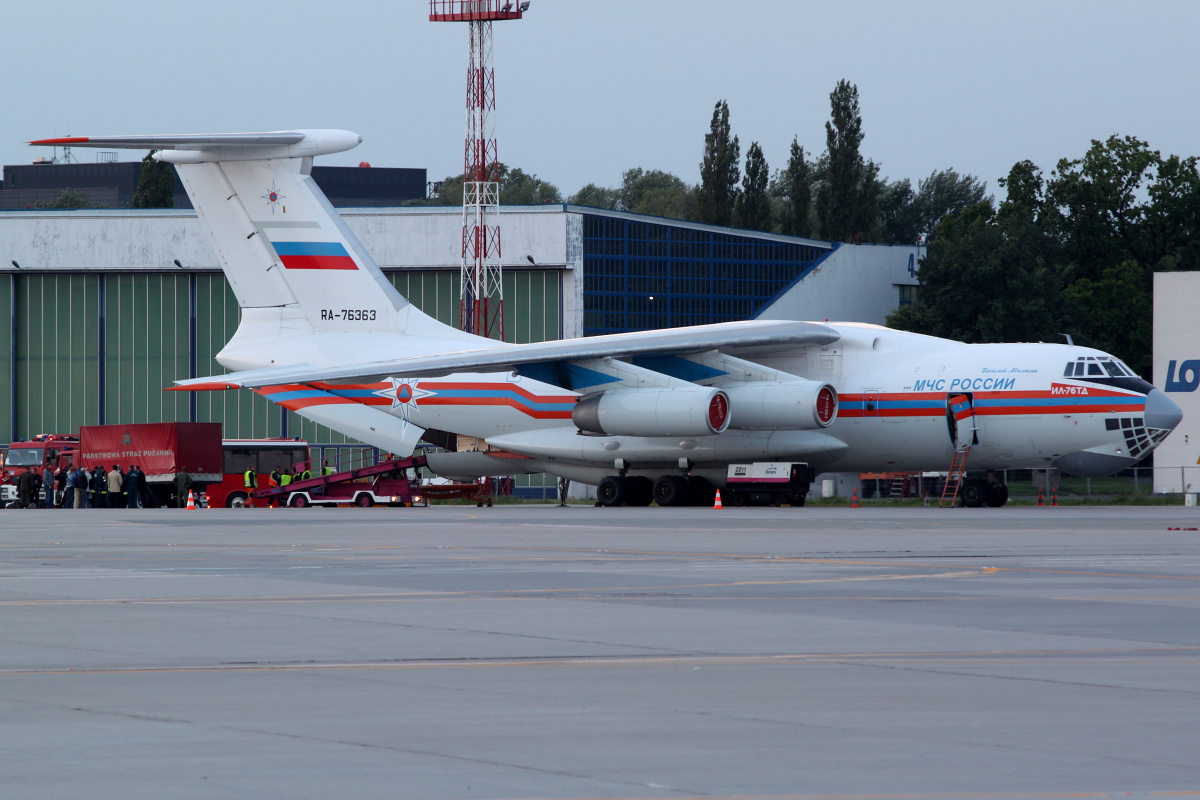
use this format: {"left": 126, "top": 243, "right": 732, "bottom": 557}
{"left": 33, "top": 130, "right": 1182, "bottom": 507}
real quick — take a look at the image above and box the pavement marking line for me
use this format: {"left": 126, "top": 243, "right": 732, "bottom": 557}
{"left": 5, "top": 646, "right": 1197, "bottom": 677}
{"left": 481, "top": 792, "right": 1200, "bottom": 800}
{"left": 0, "top": 568, "right": 994, "bottom": 607}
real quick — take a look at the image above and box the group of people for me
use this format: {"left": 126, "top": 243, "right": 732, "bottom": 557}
{"left": 14, "top": 464, "right": 157, "bottom": 509}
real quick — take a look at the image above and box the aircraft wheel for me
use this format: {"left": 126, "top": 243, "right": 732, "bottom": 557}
{"left": 985, "top": 482, "right": 1009, "bottom": 507}
{"left": 961, "top": 480, "right": 987, "bottom": 508}
{"left": 289, "top": 494, "right": 309, "bottom": 508}
{"left": 688, "top": 476, "right": 716, "bottom": 507}
{"left": 227, "top": 492, "right": 248, "bottom": 509}
{"left": 652, "top": 475, "right": 691, "bottom": 507}
{"left": 355, "top": 493, "right": 374, "bottom": 508}
{"left": 597, "top": 477, "right": 626, "bottom": 507}
{"left": 627, "top": 477, "right": 653, "bottom": 507}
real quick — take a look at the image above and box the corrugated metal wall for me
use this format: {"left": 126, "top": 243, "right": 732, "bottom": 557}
{"left": 1, "top": 270, "right": 561, "bottom": 449}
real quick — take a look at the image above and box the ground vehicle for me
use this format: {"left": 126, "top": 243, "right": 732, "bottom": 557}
{"left": 278, "top": 468, "right": 426, "bottom": 508}
{"left": 724, "top": 462, "right": 814, "bottom": 507}
{"left": 208, "top": 439, "right": 311, "bottom": 508}
{"left": 859, "top": 471, "right": 947, "bottom": 500}
{"left": 3, "top": 425, "right": 223, "bottom": 508}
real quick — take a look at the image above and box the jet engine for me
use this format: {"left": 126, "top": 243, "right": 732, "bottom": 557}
{"left": 721, "top": 381, "right": 837, "bottom": 430}
{"left": 572, "top": 387, "right": 731, "bottom": 437}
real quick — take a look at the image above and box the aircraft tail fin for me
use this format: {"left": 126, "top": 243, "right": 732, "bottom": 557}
{"left": 31, "top": 131, "right": 463, "bottom": 355}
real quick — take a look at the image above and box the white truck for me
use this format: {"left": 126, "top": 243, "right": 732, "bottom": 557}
{"left": 725, "top": 462, "right": 814, "bottom": 507}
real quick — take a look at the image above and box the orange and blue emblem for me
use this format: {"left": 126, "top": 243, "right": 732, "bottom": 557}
{"left": 261, "top": 181, "right": 285, "bottom": 214}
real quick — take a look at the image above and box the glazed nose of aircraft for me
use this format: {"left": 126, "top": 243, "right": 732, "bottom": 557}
{"left": 1145, "top": 389, "right": 1183, "bottom": 431}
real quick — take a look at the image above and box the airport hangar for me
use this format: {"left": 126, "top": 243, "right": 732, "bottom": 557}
{"left": 0, "top": 184, "right": 922, "bottom": 497}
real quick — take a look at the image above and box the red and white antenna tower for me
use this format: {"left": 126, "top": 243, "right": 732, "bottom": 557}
{"left": 430, "top": 0, "right": 526, "bottom": 340}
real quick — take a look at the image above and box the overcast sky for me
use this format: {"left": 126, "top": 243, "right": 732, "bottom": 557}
{"left": 4, "top": 0, "right": 1197, "bottom": 199}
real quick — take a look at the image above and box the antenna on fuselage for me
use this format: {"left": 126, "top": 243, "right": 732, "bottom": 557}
{"left": 1059, "top": 333, "right": 1075, "bottom": 346}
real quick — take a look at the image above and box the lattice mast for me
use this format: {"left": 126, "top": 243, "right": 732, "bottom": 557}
{"left": 430, "top": 0, "right": 525, "bottom": 339}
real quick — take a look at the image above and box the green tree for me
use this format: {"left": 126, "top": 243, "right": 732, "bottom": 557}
{"left": 130, "top": 151, "right": 175, "bottom": 208}
{"left": 406, "top": 163, "right": 561, "bottom": 206}
{"left": 697, "top": 99, "right": 740, "bottom": 226}
{"left": 735, "top": 142, "right": 771, "bottom": 231}
{"left": 569, "top": 183, "right": 619, "bottom": 209}
{"left": 915, "top": 169, "right": 989, "bottom": 238}
{"left": 33, "top": 188, "right": 90, "bottom": 209}
{"left": 781, "top": 138, "right": 812, "bottom": 237}
{"left": 888, "top": 160, "right": 1067, "bottom": 346}
{"left": 816, "top": 80, "right": 869, "bottom": 241}
{"left": 498, "top": 165, "right": 562, "bottom": 205}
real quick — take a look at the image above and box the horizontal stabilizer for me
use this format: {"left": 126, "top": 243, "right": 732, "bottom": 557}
{"left": 30, "top": 130, "right": 361, "bottom": 163}
{"left": 173, "top": 320, "right": 841, "bottom": 391}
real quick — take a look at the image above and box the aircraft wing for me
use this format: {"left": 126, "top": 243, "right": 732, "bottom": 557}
{"left": 174, "top": 319, "right": 839, "bottom": 391}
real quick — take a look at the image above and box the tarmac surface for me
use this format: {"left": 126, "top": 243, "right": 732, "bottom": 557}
{"left": 2, "top": 504, "right": 1200, "bottom": 800}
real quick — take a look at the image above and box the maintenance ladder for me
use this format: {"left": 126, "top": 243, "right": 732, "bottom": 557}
{"left": 939, "top": 447, "right": 971, "bottom": 507}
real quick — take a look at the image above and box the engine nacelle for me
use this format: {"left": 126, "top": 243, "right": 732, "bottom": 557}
{"left": 572, "top": 387, "right": 731, "bottom": 437}
{"left": 721, "top": 381, "right": 837, "bottom": 430}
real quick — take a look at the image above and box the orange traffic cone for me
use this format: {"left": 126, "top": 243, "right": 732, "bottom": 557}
{"left": 713, "top": 490, "right": 723, "bottom": 509}
{"left": 185, "top": 490, "right": 196, "bottom": 510}
{"left": 1051, "top": 490, "right": 1058, "bottom": 506}
{"left": 1037, "top": 490, "right": 1045, "bottom": 507}
{"left": 851, "top": 489, "right": 859, "bottom": 508}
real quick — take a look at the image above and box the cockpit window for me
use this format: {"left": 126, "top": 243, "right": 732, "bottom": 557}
{"left": 1087, "top": 363, "right": 1104, "bottom": 376}
{"left": 1102, "top": 361, "right": 1123, "bottom": 377}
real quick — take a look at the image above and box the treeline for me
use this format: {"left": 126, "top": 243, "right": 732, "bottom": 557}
{"left": 415, "top": 80, "right": 988, "bottom": 245}
{"left": 888, "top": 136, "right": 1200, "bottom": 378}
{"left": 572, "top": 81, "right": 989, "bottom": 244}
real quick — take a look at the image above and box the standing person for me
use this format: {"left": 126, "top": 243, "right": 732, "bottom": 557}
{"left": 55, "top": 467, "right": 68, "bottom": 508}
{"left": 73, "top": 468, "right": 87, "bottom": 508}
{"left": 124, "top": 465, "right": 139, "bottom": 509}
{"left": 322, "top": 460, "right": 333, "bottom": 477}
{"left": 244, "top": 464, "right": 257, "bottom": 492}
{"left": 18, "top": 466, "right": 36, "bottom": 508}
{"left": 269, "top": 467, "right": 281, "bottom": 488}
{"left": 92, "top": 466, "right": 107, "bottom": 508}
{"left": 136, "top": 466, "right": 154, "bottom": 508}
{"left": 42, "top": 465, "right": 55, "bottom": 509}
{"left": 107, "top": 465, "right": 123, "bottom": 508}
{"left": 62, "top": 468, "right": 76, "bottom": 509}
{"left": 175, "top": 467, "right": 193, "bottom": 508}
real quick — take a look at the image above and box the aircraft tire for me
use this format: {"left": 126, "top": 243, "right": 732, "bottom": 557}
{"left": 653, "top": 475, "right": 691, "bottom": 507}
{"left": 597, "top": 476, "right": 626, "bottom": 507}
{"left": 985, "top": 482, "right": 1009, "bottom": 507}
{"left": 961, "top": 480, "right": 987, "bottom": 508}
{"left": 687, "top": 476, "right": 716, "bottom": 507}
{"left": 627, "top": 477, "right": 654, "bottom": 507}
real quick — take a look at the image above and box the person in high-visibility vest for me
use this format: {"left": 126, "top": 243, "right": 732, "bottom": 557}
{"left": 322, "top": 460, "right": 333, "bottom": 477}
{"left": 299, "top": 463, "right": 312, "bottom": 482}
{"left": 279, "top": 471, "right": 292, "bottom": 487}
{"left": 269, "top": 468, "right": 281, "bottom": 487}
{"left": 244, "top": 466, "right": 257, "bottom": 489}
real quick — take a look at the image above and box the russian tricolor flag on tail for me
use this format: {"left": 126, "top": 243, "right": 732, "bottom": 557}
{"left": 274, "top": 241, "right": 358, "bottom": 271}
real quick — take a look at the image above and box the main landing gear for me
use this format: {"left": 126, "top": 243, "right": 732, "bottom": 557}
{"left": 598, "top": 475, "right": 718, "bottom": 508}
{"left": 959, "top": 478, "right": 1009, "bottom": 508}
